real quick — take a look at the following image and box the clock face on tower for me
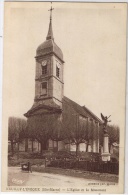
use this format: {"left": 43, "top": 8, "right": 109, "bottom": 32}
{"left": 41, "top": 60, "right": 47, "bottom": 66}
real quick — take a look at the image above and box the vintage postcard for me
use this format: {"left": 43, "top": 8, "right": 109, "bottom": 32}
{"left": 2, "top": 1, "right": 127, "bottom": 193}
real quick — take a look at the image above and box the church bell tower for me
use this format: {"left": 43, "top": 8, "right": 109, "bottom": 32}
{"left": 24, "top": 5, "right": 64, "bottom": 117}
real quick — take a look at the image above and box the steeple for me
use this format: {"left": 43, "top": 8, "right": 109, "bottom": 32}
{"left": 46, "top": 3, "right": 54, "bottom": 40}
{"left": 24, "top": 3, "right": 64, "bottom": 118}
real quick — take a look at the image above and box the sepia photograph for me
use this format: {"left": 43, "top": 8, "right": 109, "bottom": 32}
{"left": 2, "top": 1, "right": 127, "bottom": 193}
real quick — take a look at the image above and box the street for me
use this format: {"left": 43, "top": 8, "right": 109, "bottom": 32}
{"left": 8, "top": 167, "right": 108, "bottom": 187}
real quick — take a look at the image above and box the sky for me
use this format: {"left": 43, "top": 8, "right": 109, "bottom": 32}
{"left": 3, "top": 2, "right": 127, "bottom": 129}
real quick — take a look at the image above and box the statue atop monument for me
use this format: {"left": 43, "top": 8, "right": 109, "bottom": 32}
{"left": 101, "top": 113, "right": 111, "bottom": 133}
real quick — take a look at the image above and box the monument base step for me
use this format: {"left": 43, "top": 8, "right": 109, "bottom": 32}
{"left": 101, "top": 152, "right": 111, "bottom": 161}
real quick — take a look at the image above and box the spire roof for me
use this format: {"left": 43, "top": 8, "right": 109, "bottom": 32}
{"left": 46, "top": 18, "right": 54, "bottom": 40}
{"left": 46, "top": 4, "right": 54, "bottom": 40}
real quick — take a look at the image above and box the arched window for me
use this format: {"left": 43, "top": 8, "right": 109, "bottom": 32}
{"left": 41, "top": 82, "right": 47, "bottom": 95}
{"left": 56, "top": 62, "right": 60, "bottom": 78}
{"left": 42, "top": 65, "right": 47, "bottom": 74}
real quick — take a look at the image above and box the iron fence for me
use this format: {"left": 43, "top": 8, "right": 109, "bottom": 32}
{"left": 48, "top": 159, "right": 119, "bottom": 175}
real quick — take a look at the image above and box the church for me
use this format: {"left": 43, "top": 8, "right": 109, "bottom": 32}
{"left": 23, "top": 7, "right": 102, "bottom": 154}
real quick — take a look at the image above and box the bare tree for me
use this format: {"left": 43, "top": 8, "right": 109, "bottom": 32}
{"left": 107, "top": 125, "right": 120, "bottom": 152}
{"left": 71, "top": 115, "right": 88, "bottom": 156}
{"left": 62, "top": 102, "right": 89, "bottom": 156}
{"left": 8, "top": 117, "right": 27, "bottom": 155}
{"left": 27, "top": 113, "right": 63, "bottom": 154}
{"left": 50, "top": 114, "right": 67, "bottom": 151}
{"left": 85, "top": 118, "right": 93, "bottom": 152}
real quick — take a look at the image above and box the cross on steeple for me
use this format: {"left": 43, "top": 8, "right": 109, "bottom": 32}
{"left": 48, "top": 2, "right": 54, "bottom": 20}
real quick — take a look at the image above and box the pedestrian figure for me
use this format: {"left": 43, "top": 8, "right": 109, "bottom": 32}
{"left": 28, "top": 161, "right": 32, "bottom": 173}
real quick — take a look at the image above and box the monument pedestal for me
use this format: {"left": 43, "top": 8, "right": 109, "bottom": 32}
{"left": 101, "top": 133, "right": 111, "bottom": 161}
{"left": 101, "top": 152, "right": 111, "bottom": 161}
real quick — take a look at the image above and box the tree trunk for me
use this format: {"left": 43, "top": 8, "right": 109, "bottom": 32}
{"left": 38, "top": 142, "right": 39, "bottom": 152}
{"left": 57, "top": 141, "right": 58, "bottom": 151}
{"left": 17, "top": 142, "right": 19, "bottom": 152}
{"left": 76, "top": 143, "right": 79, "bottom": 156}
{"left": 69, "top": 141, "right": 70, "bottom": 152}
{"left": 17, "top": 142, "right": 19, "bottom": 160}
{"left": 40, "top": 140, "right": 47, "bottom": 154}
{"left": 11, "top": 140, "right": 14, "bottom": 156}
{"left": 40, "top": 142, "right": 43, "bottom": 154}
{"left": 32, "top": 140, "right": 34, "bottom": 152}
{"left": 86, "top": 141, "right": 88, "bottom": 152}
{"left": 25, "top": 138, "right": 28, "bottom": 152}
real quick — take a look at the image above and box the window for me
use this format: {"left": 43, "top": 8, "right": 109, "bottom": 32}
{"left": 42, "top": 65, "right": 47, "bottom": 75}
{"left": 56, "top": 66, "right": 60, "bottom": 78}
{"left": 41, "top": 82, "right": 47, "bottom": 95}
{"left": 56, "top": 62, "right": 60, "bottom": 78}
